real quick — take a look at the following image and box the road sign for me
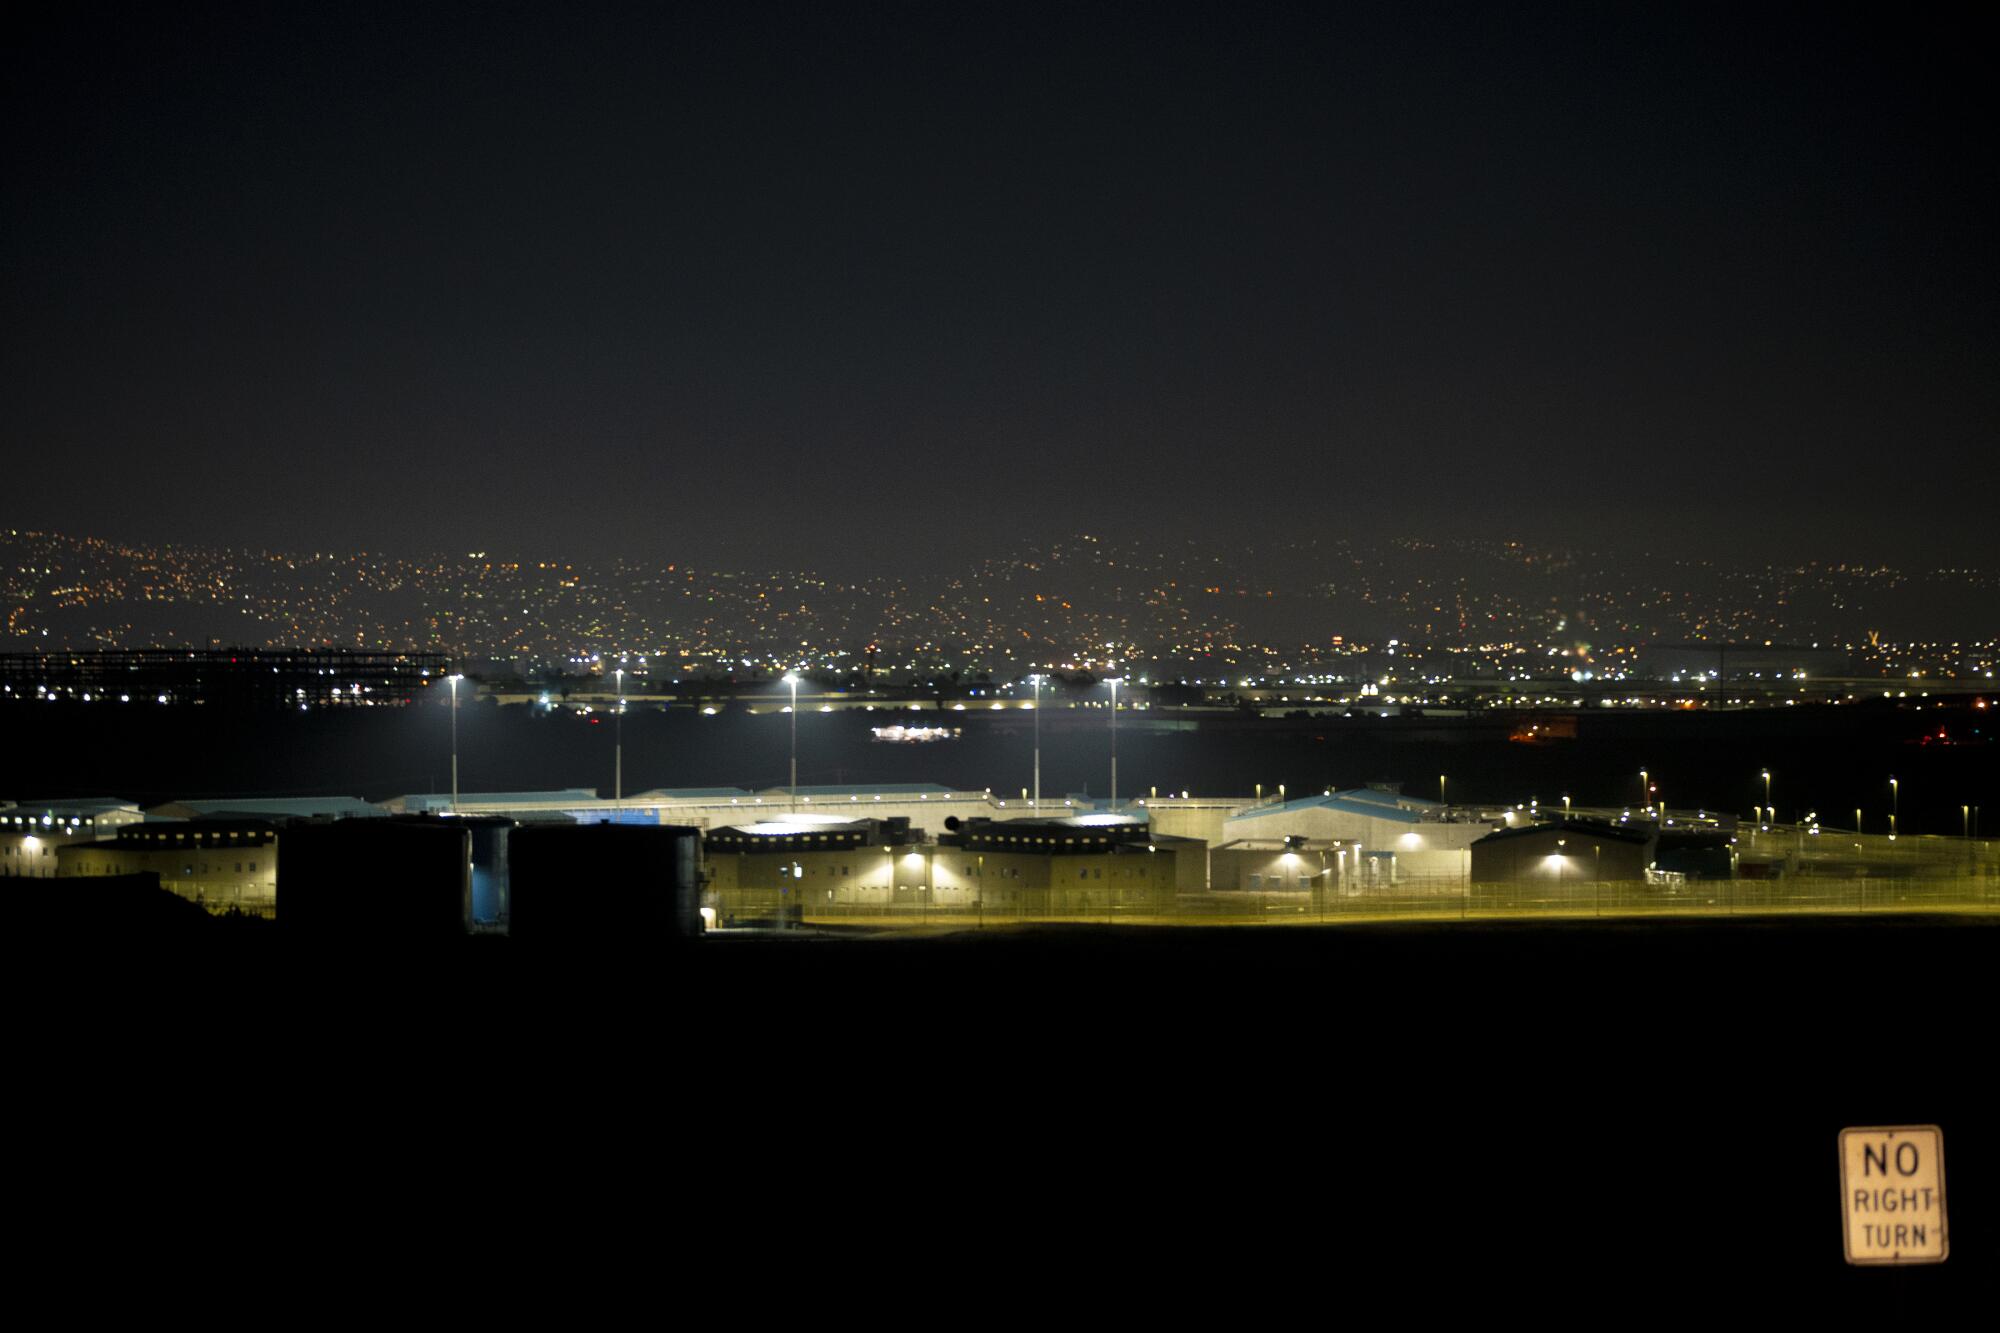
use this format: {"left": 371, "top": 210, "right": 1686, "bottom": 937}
{"left": 1839, "top": 1125, "right": 1947, "bottom": 1265}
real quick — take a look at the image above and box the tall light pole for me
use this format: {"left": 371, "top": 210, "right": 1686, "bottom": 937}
{"left": 784, "top": 672, "right": 801, "bottom": 812}
{"left": 1439, "top": 774, "right": 1447, "bottom": 806}
{"left": 614, "top": 666, "right": 624, "bottom": 804}
{"left": 1108, "top": 677, "right": 1121, "bottom": 810}
{"left": 1761, "top": 770, "right": 1771, "bottom": 826}
{"left": 447, "top": 673, "right": 463, "bottom": 812}
{"left": 1890, "top": 776, "right": 1899, "bottom": 838}
{"left": 1031, "top": 673, "right": 1042, "bottom": 811}
{"left": 1639, "top": 769, "right": 1649, "bottom": 813}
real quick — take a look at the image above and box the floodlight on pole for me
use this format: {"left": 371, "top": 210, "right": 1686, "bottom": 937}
{"left": 447, "top": 673, "right": 463, "bottom": 812}
{"left": 784, "top": 673, "right": 801, "bottom": 812}
{"left": 1030, "top": 673, "right": 1042, "bottom": 811}
{"left": 614, "top": 666, "right": 624, "bottom": 804}
{"left": 1108, "top": 677, "right": 1121, "bottom": 809}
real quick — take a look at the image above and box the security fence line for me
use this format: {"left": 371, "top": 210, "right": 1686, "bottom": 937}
{"left": 709, "top": 875, "right": 2000, "bottom": 928}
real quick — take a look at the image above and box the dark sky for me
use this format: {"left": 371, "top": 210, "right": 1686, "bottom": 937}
{"left": 5, "top": 2, "right": 1996, "bottom": 571}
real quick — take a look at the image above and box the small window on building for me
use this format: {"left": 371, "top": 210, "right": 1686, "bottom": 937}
{"left": 1249, "top": 874, "right": 1262, "bottom": 888}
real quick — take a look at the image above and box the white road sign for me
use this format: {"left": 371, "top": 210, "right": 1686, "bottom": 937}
{"left": 1839, "top": 1125, "right": 1947, "bottom": 1265}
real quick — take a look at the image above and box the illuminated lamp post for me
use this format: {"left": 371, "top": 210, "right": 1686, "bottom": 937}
{"left": 614, "top": 666, "right": 624, "bottom": 805}
{"left": 1890, "top": 776, "right": 1899, "bottom": 839}
{"left": 1031, "top": 673, "right": 1042, "bottom": 812}
{"left": 785, "top": 672, "right": 801, "bottom": 813}
{"left": 1762, "top": 770, "right": 1772, "bottom": 827}
{"left": 1108, "top": 677, "right": 1121, "bottom": 810}
{"left": 447, "top": 673, "right": 463, "bottom": 813}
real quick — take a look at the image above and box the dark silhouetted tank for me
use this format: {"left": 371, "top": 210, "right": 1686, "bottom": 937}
{"left": 277, "top": 820, "right": 472, "bottom": 939}
{"left": 507, "top": 823, "right": 702, "bottom": 943}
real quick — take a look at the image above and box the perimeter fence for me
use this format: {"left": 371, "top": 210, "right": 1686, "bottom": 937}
{"left": 711, "top": 873, "right": 2000, "bottom": 929}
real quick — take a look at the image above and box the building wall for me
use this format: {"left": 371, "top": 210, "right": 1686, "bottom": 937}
{"left": 58, "top": 829, "right": 278, "bottom": 913}
{"left": 708, "top": 843, "right": 1178, "bottom": 920}
{"left": 1, "top": 831, "right": 74, "bottom": 879}
{"left": 1212, "top": 847, "right": 1347, "bottom": 892}
{"left": 1, "top": 807, "right": 145, "bottom": 878}
{"left": 1139, "top": 798, "right": 1256, "bottom": 847}
{"left": 1224, "top": 807, "right": 1492, "bottom": 882}
{"left": 1470, "top": 835, "right": 1650, "bottom": 883}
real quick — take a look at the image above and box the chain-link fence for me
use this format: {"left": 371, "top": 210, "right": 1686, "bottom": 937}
{"left": 708, "top": 873, "right": 2000, "bottom": 928}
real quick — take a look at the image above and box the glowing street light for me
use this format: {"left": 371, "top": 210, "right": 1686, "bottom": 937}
{"left": 447, "top": 673, "right": 464, "bottom": 812}
{"left": 1762, "top": 770, "right": 1772, "bottom": 823}
{"left": 1108, "top": 677, "right": 1122, "bottom": 809}
{"left": 1890, "top": 776, "right": 1899, "bottom": 838}
{"left": 614, "top": 666, "right": 625, "bottom": 804}
{"left": 1030, "top": 673, "right": 1043, "bottom": 811}
{"left": 785, "top": 672, "right": 801, "bottom": 812}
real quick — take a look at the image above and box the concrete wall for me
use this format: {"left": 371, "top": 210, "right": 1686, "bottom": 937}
{"left": 1470, "top": 834, "right": 1651, "bottom": 882}
{"left": 708, "top": 842, "right": 1179, "bottom": 919}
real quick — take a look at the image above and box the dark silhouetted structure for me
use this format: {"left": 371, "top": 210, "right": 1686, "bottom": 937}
{"left": 277, "top": 820, "right": 471, "bottom": 940}
{"left": 508, "top": 823, "right": 702, "bottom": 943}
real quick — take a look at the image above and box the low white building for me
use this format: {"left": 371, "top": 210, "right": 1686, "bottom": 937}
{"left": 1221, "top": 788, "right": 1500, "bottom": 886}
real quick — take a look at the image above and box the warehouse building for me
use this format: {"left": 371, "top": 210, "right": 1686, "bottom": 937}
{"left": 704, "top": 813, "right": 1181, "bottom": 923}
{"left": 1222, "top": 788, "right": 1498, "bottom": 885}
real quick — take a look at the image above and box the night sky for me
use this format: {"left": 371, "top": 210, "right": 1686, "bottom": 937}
{"left": 6, "top": 2, "right": 1995, "bottom": 571}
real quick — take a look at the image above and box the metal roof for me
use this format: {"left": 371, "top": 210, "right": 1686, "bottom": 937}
{"left": 760, "top": 783, "right": 959, "bottom": 796}
{"left": 1473, "top": 820, "right": 1653, "bottom": 847}
{"left": 7, "top": 798, "right": 141, "bottom": 815}
{"left": 1226, "top": 793, "right": 1427, "bottom": 826}
{"left": 150, "top": 796, "right": 385, "bottom": 819}
{"left": 394, "top": 789, "right": 600, "bottom": 810}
